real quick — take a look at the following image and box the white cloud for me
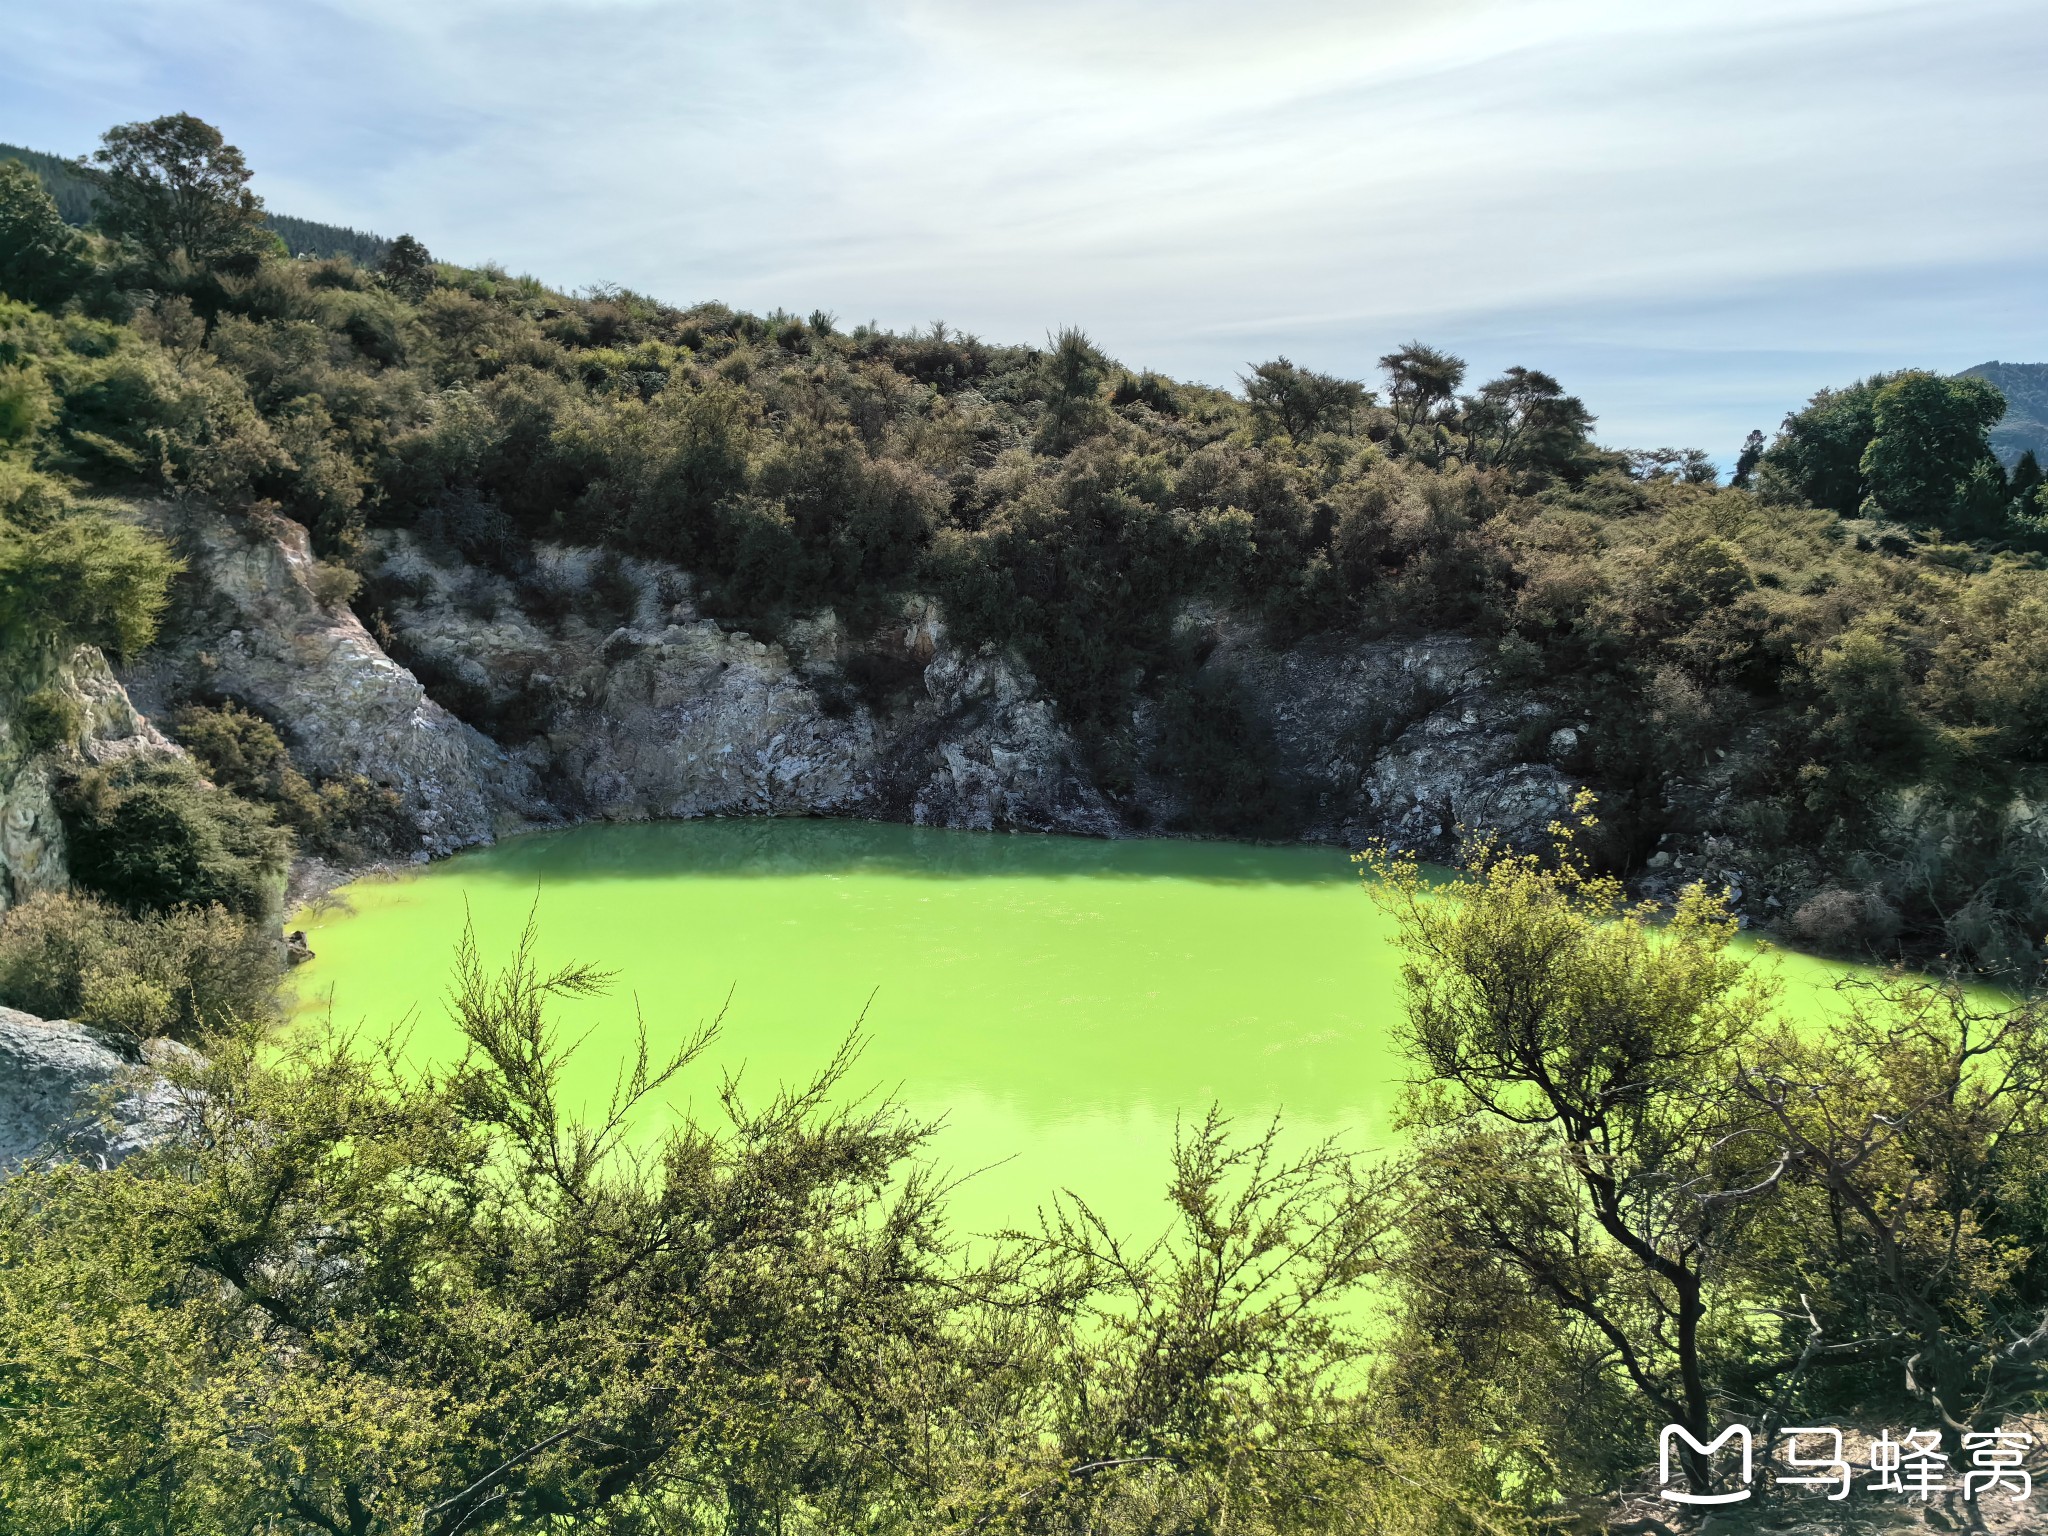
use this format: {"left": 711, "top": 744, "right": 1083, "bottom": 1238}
{"left": 4, "top": 0, "right": 2044, "bottom": 458}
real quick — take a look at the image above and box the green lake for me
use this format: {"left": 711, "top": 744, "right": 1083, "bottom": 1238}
{"left": 293, "top": 819, "right": 1866, "bottom": 1240}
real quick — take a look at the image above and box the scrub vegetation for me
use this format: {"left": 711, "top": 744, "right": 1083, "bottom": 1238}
{"left": 10, "top": 118, "right": 2048, "bottom": 984}
{"left": 2, "top": 818, "right": 2043, "bottom": 1532}
{"left": 3, "top": 116, "right": 2048, "bottom": 1528}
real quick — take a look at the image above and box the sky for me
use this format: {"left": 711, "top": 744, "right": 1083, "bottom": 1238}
{"left": 5, "top": 0, "right": 2046, "bottom": 462}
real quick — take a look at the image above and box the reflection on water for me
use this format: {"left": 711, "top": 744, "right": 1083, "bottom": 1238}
{"left": 443, "top": 815, "right": 1360, "bottom": 886}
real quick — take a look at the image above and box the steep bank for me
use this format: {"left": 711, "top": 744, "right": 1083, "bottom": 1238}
{"left": 121, "top": 502, "right": 1576, "bottom": 882}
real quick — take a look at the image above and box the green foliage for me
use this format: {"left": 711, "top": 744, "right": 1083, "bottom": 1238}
{"left": 1367, "top": 803, "right": 1780, "bottom": 1497}
{"left": 10, "top": 112, "right": 2048, "bottom": 971}
{"left": 1463, "top": 367, "right": 1595, "bottom": 473}
{"left": 14, "top": 685, "right": 83, "bottom": 754}
{"left": 1368, "top": 811, "right": 2048, "bottom": 1496}
{"left": 1759, "top": 374, "right": 1888, "bottom": 515}
{"left": 1242, "top": 357, "right": 1366, "bottom": 443}
{"left": 1858, "top": 370, "right": 2009, "bottom": 533}
{"left": 1379, "top": 341, "right": 1467, "bottom": 431}
{"left": 0, "top": 161, "right": 94, "bottom": 311}
{"left": 1034, "top": 326, "right": 1111, "bottom": 454}
{"left": 90, "top": 113, "right": 269, "bottom": 274}
{"left": 56, "top": 757, "right": 292, "bottom": 920}
{"left": 0, "top": 921, "right": 1520, "bottom": 1535}
{"left": 0, "top": 142, "right": 103, "bottom": 224}
{"left": 377, "top": 231, "right": 435, "bottom": 301}
{"left": 0, "top": 483, "right": 178, "bottom": 660}
{"left": 171, "top": 700, "right": 411, "bottom": 862}
{"left": 0, "top": 889, "right": 278, "bottom": 1039}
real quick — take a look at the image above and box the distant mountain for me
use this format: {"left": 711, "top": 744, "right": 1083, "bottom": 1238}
{"left": 0, "top": 140, "right": 391, "bottom": 266}
{"left": 1958, "top": 361, "right": 2048, "bottom": 469}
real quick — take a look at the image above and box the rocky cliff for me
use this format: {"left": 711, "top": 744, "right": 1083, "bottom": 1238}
{"left": 121, "top": 505, "right": 505, "bottom": 859}
{"left": 0, "top": 644, "right": 185, "bottom": 914}
{"left": 116, "top": 503, "right": 1574, "bottom": 868}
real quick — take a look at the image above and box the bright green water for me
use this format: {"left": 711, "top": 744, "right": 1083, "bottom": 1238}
{"left": 293, "top": 819, "right": 1864, "bottom": 1240}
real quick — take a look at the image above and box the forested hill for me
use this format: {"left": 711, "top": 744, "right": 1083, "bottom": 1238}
{"left": 0, "top": 139, "right": 390, "bottom": 264}
{"left": 1960, "top": 359, "right": 2048, "bottom": 467}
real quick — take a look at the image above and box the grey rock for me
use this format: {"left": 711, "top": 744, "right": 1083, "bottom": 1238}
{"left": 118, "top": 509, "right": 1575, "bottom": 864}
{"left": 1187, "top": 613, "right": 1575, "bottom": 856}
{"left": 0, "top": 1007, "right": 191, "bottom": 1174}
{"left": 0, "top": 645, "right": 185, "bottom": 913}
{"left": 123, "top": 503, "right": 500, "bottom": 857}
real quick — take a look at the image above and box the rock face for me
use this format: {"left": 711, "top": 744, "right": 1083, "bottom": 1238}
{"left": 123, "top": 504, "right": 503, "bottom": 857}
{"left": 0, "top": 1007, "right": 189, "bottom": 1174}
{"left": 116, "top": 507, "right": 1571, "bottom": 861}
{"left": 357, "top": 533, "right": 1121, "bottom": 836}
{"left": 1189, "top": 613, "right": 1574, "bottom": 852}
{"left": 0, "top": 645, "right": 185, "bottom": 913}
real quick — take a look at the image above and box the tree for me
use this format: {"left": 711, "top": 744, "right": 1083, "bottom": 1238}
{"left": 1242, "top": 357, "right": 1367, "bottom": 443}
{"left": 378, "top": 232, "right": 436, "bottom": 302}
{"left": 1035, "top": 326, "right": 1110, "bottom": 454}
{"left": 1859, "top": 371, "right": 2008, "bottom": 534}
{"left": 1736, "top": 982, "right": 2048, "bottom": 1455}
{"left": 1761, "top": 375, "right": 1893, "bottom": 517}
{"left": 1378, "top": 342, "right": 1466, "bottom": 431}
{"left": 1367, "top": 802, "right": 1786, "bottom": 1499}
{"left": 90, "top": 113, "right": 268, "bottom": 272}
{"left": 1730, "top": 428, "right": 1766, "bottom": 489}
{"left": 0, "top": 160, "right": 94, "bottom": 310}
{"left": 2012, "top": 449, "right": 2044, "bottom": 506}
{"left": 1460, "top": 366, "right": 1593, "bottom": 471}
{"left": 1625, "top": 447, "right": 1718, "bottom": 485}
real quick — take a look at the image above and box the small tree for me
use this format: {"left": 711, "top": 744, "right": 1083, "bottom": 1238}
{"left": 1730, "top": 428, "right": 1767, "bottom": 489}
{"left": 1367, "top": 799, "right": 1786, "bottom": 1498}
{"left": 1034, "top": 326, "right": 1110, "bottom": 454}
{"left": 378, "top": 232, "right": 436, "bottom": 302}
{"left": 1379, "top": 341, "right": 1467, "bottom": 431}
{"left": 0, "top": 160, "right": 94, "bottom": 311}
{"left": 91, "top": 113, "right": 268, "bottom": 273}
{"left": 1242, "top": 357, "right": 1367, "bottom": 443}
{"left": 1460, "top": 366, "right": 1593, "bottom": 471}
{"left": 1736, "top": 982, "right": 2048, "bottom": 1452}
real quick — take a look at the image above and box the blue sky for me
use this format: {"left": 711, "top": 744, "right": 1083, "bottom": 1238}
{"left": 6, "top": 0, "right": 2046, "bottom": 462}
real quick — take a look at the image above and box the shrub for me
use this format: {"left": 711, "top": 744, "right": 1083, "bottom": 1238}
{"left": 56, "top": 758, "right": 291, "bottom": 919}
{"left": 0, "top": 890, "right": 279, "bottom": 1039}
{"left": 14, "top": 686, "right": 83, "bottom": 754}
{"left": 307, "top": 557, "right": 362, "bottom": 609}
{"left": 1149, "top": 668, "right": 1303, "bottom": 837}
{"left": 0, "top": 504, "right": 180, "bottom": 660}
{"left": 172, "top": 700, "right": 411, "bottom": 861}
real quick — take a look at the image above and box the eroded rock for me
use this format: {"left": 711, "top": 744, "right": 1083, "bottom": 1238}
{"left": 123, "top": 503, "right": 503, "bottom": 857}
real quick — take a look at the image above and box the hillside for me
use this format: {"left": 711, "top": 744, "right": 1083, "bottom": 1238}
{"left": 5, "top": 112, "right": 2048, "bottom": 1536}
{"left": 1961, "top": 359, "right": 2048, "bottom": 466}
{"left": 4, "top": 114, "right": 2048, "bottom": 990}
{"left": 0, "top": 139, "right": 390, "bottom": 263}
